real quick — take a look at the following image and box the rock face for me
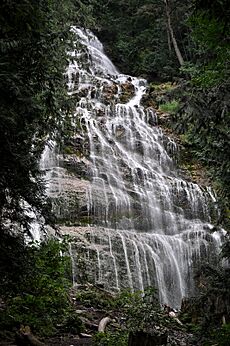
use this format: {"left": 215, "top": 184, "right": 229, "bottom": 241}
{"left": 42, "top": 28, "right": 223, "bottom": 308}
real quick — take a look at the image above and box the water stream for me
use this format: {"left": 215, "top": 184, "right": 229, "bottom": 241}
{"left": 52, "top": 27, "right": 223, "bottom": 308}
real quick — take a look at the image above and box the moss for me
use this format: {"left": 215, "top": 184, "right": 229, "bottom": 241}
{"left": 149, "top": 82, "right": 176, "bottom": 92}
{"left": 63, "top": 146, "right": 76, "bottom": 154}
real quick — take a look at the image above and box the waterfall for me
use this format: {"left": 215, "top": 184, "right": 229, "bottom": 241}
{"left": 54, "top": 27, "right": 223, "bottom": 308}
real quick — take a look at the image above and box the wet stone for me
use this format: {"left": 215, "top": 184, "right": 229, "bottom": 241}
{"left": 42, "top": 27, "right": 224, "bottom": 310}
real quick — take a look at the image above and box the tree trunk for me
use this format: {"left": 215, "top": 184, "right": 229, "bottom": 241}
{"left": 163, "top": 0, "right": 184, "bottom": 66}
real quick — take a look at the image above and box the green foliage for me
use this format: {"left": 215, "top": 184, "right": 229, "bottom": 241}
{"left": 180, "top": 255, "right": 230, "bottom": 344}
{"left": 194, "top": 0, "right": 230, "bottom": 23}
{"left": 82, "top": 287, "right": 172, "bottom": 346}
{"left": 159, "top": 100, "right": 179, "bottom": 114}
{"left": 221, "top": 234, "right": 230, "bottom": 260}
{"left": 0, "top": 238, "right": 72, "bottom": 336}
{"left": 116, "top": 288, "right": 174, "bottom": 332}
{"left": 77, "top": 287, "right": 171, "bottom": 330}
{"left": 84, "top": 286, "right": 184, "bottom": 346}
{"left": 186, "top": 13, "right": 230, "bottom": 87}
{"left": 160, "top": 6, "right": 230, "bottom": 342}
{"left": 0, "top": 230, "right": 30, "bottom": 297}
{"left": 209, "top": 323, "right": 230, "bottom": 346}
{"left": 0, "top": 0, "right": 77, "bottom": 232}
{"left": 73, "top": 0, "right": 98, "bottom": 27}
{"left": 76, "top": 287, "right": 116, "bottom": 310}
{"left": 91, "top": 0, "right": 192, "bottom": 81}
{"left": 93, "top": 331, "right": 128, "bottom": 346}
{"left": 75, "top": 287, "right": 163, "bottom": 328}
{"left": 60, "top": 312, "right": 85, "bottom": 335}
{"left": 172, "top": 0, "right": 230, "bottom": 229}
{"left": 174, "top": 92, "right": 230, "bottom": 227}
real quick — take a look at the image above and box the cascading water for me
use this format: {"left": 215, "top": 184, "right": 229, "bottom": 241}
{"left": 55, "top": 27, "right": 223, "bottom": 308}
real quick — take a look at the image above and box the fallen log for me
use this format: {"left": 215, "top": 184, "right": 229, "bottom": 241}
{"left": 98, "top": 317, "right": 112, "bottom": 332}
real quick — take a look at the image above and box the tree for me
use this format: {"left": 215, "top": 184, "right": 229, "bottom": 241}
{"left": 0, "top": 0, "right": 75, "bottom": 233}
{"left": 163, "top": 0, "right": 184, "bottom": 66}
{"left": 0, "top": 237, "right": 73, "bottom": 336}
{"left": 91, "top": 0, "right": 191, "bottom": 81}
{"left": 0, "top": 3, "right": 99, "bottom": 339}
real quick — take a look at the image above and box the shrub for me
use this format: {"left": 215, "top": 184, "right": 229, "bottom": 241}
{"left": 0, "top": 238, "right": 72, "bottom": 336}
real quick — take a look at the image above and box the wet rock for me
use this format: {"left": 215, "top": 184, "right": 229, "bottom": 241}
{"left": 119, "top": 80, "right": 135, "bottom": 103}
{"left": 102, "top": 82, "right": 119, "bottom": 103}
{"left": 115, "top": 125, "right": 125, "bottom": 138}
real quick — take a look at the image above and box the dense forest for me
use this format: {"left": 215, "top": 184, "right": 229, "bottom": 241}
{"left": 0, "top": 0, "right": 229, "bottom": 345}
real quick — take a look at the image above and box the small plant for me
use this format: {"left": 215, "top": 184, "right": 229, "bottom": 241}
{"left": 159, "top": 100, "right": 179, "bottom": 114}
{"left": 93, "top": 331, "right": 128, "bottom": 346}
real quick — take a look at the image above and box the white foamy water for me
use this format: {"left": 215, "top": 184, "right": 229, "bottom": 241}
{"left": 54, "top": 27, "right": 224, "bottom": 308}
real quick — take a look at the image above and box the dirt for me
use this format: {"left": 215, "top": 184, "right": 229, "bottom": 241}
{"left": 45, "top": 334, "right": 93, "bottom": 346}
{"left": 0, "top": 335, "right": 93, "bottom": 346}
